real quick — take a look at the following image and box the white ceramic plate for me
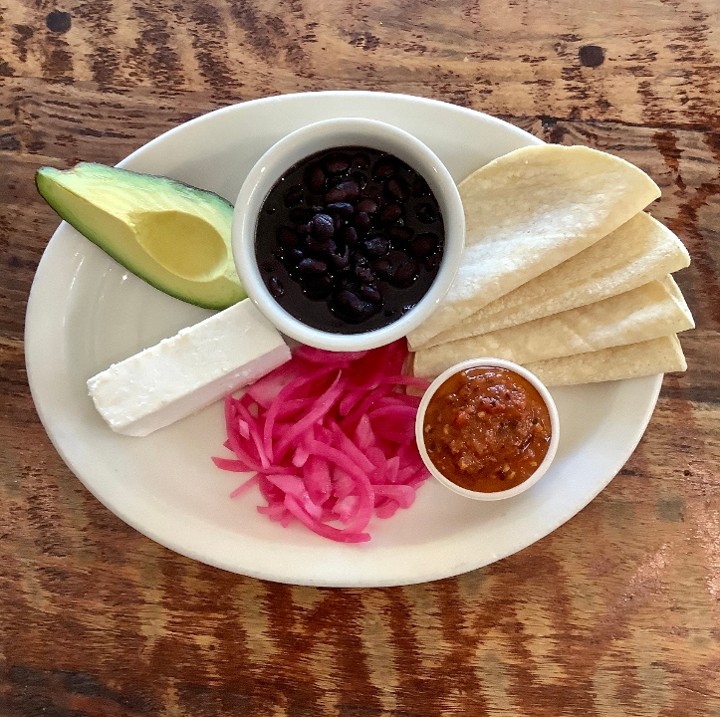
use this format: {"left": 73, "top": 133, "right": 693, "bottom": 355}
{"left": 25, "top": 91, "right": 661, "bottom": 587}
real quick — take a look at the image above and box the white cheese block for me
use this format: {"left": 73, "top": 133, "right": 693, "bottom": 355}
{"left": 87, "top": 299, "right": 291, "bottom": 436}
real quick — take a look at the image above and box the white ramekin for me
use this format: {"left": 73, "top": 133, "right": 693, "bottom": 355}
{"left": 415, "top": 358, "right": 560, "bottom": 501}
{"left": 231, "top": 117, "right": 465, "bottom": 351}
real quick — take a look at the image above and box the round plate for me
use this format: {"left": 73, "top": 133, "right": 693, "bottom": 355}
{"left": 25, "top": 91, "right": 661, "bottom": 587}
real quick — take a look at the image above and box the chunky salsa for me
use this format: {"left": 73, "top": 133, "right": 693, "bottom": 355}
{"left": 421, "top": 365, "right": 552, "bottom": 493}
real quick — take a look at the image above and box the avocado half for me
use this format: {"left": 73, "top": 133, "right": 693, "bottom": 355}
{"left": 36, "top": 162, "right": 246, "bottom": 310}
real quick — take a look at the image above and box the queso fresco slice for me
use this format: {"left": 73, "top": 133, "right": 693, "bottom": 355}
{"left": 87, "top": 299, "right": 291, "bottom": 436}
{"left": 36, "top": 162, "right": 246, "bottom": 310}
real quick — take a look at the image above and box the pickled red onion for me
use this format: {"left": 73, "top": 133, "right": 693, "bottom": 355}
{"left": 213, "top": 340, "right": 430, "bottom": 543}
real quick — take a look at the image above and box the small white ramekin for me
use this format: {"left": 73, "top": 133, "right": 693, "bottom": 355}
{"left": 231, "top": 117, "right": 465, "bottom": 351}
{"left": 415, "top": 358, "right": 560, "bottom": 501}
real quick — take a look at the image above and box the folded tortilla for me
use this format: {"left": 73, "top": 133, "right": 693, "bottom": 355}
{"left": 525, "top": 335, "right": 687, "bottom": 386}
{"left": 407, "top": 144, "right": 661, "bottom": 348}
{"left": 412, "top": 275, "right": 694, "bottom": 379}
{"left": 413, "top": 211, "right": 690, "bottom": 350}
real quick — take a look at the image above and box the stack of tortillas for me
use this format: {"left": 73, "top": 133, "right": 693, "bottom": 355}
{"left": 409, "top": 144, "right": 693, "bottom": 386}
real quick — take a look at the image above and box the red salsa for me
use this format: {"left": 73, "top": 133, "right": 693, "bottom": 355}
{"left": 422, "top": 366, "right": 552, "bottom": 493}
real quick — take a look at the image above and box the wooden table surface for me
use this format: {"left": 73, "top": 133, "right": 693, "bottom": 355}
{"left": 2, "top": 0, "right": 719, "bottom": 714}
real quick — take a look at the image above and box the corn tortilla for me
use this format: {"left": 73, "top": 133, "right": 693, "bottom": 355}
{"left": 407, "top": 145, "right": 661, "bottom": 349}
{"left": 412, "top": 276, "right": 694, "bottom": 378}
{"left": 525, "top": 335, "right": 687, "bottom": 386}
{"left": 413, "top": 212, "right": 690, "bottom": 350}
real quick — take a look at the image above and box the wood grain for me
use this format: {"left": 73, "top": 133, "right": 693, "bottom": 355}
{"left": 2, "top": 0, "right": 720, "bottom": 715}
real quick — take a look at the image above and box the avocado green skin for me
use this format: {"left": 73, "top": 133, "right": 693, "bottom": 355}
{"left": 35, "top": 162, "right": 247, "bottom": 310}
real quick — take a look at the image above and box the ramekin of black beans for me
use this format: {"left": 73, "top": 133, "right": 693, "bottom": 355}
{"left": 232, "top": 118, "right": 465, "bottom": 351}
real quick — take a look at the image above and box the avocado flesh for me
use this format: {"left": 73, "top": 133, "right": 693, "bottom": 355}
{"left": 36, "top": 162, "right": 246, "bottom": 310}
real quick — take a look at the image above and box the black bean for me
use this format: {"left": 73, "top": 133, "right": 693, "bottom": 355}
{"left": 374, "top": 250, "right": 417, "bottom": 287}
{"left": 301, "top": 273, "right": 333, "bottom": 298}
{"left": 338, "top": 180, "right": 360, "bottom": 201}
{"left": 351, "top": 152, "right": 371, "bottom": 169}
{"left": 371, "top": 257, "right": 391, "bottom": 280}
{"left": 386, "top": 251, "right": 418, "bottom": 288}
{"left": 325, "top": 202, "right": 354, "bottom": 218}
{"left": 393, "top": 260, "right": 418, "bottom": 288}
{"left": 373, "top": 157, "right": 397, "bottom": 178}
{"left": 354, "top": 259, "right": 376, "bottom": 283}
{"left": 329, "top": 243, "right": 350, "bottom": 269}
{"left": 283, "top": 247, "right": 305, "bottom": 267}
{"left": 385, "top": 177, "right": 409, "bottom": 201}
{"left": 268, "top": 276, "right": 285, "bottom": 298}
{"left": 324, "top": 153, "right": 351, "bottom": 175}
{"left": 305, "top": 234, "right": 335, "bottom": 254}
{"left": 408, "top": 232, "right": 438, "bottom": 258}
{"left": 305, "top": 163, "right": 326, "bottom": 193}
{"left": 388, "top": 226, "right": 414, "bottom": 244}
{"left": 324, "top": 186, "right": 344, "bottom": 203}
{"left": 361, "top": 182, "right": 384, "bottom": 203}
{"left": 350, "top": 170, "right": 368, "bottom": 189}
{"left": 355, "top": 198, "right": 378, "bottom": 214}
{"left": 297, "top": 257, "right": 327, "bottom": 275}
{"left": 331, "top": 289, "right": 378, "bottom": 323}
{"left": 325, "top": 181, "right": 359, "bottom": 203}
{"left": 355, "top": 211, "right": 372, "bottom": 232}
{"left": 360, "top": 283, "right": 382, "bottom": 303}
{"left": 308, "top": 213, "right": 335, "bottom": 240}
{"left": 362, "top": 233, "right": 390, "bottom": 258}
{"left": 416, "top": 202, "right": 438, "bottom": 224}
{"left": 379, "top": 203, "right": 403, "bottom": 224}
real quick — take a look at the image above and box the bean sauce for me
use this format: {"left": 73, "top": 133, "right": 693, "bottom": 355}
{"left": 255, "top": 146, "right": 445, "bottom": 334}
{"left": 422, "top": 366, "right": 552, "bottom": 493}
